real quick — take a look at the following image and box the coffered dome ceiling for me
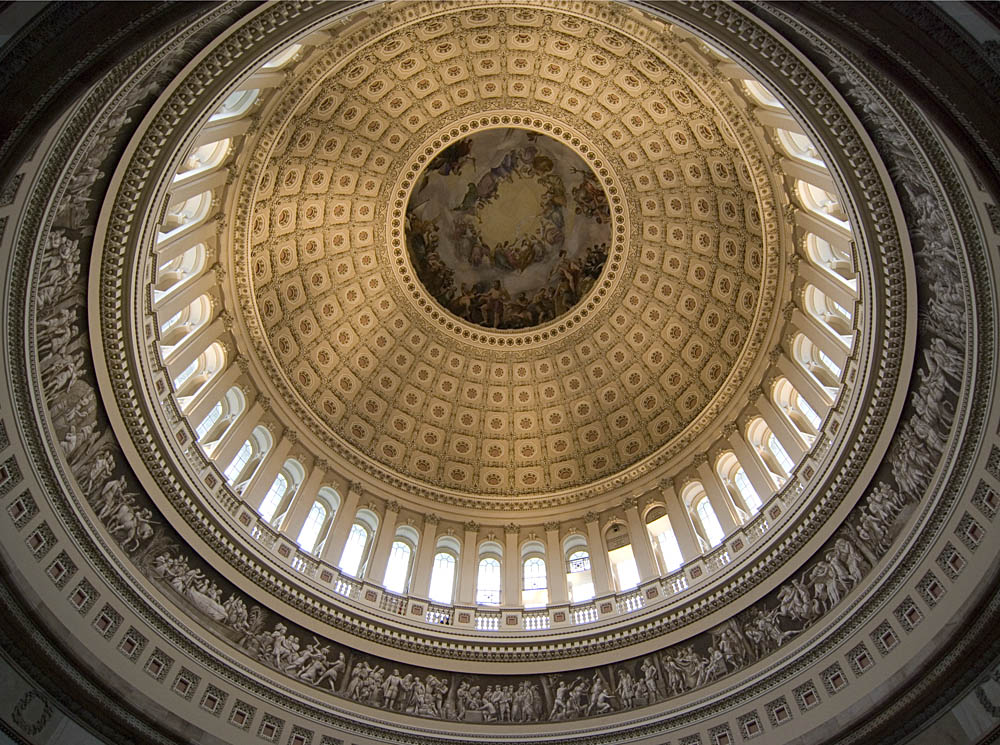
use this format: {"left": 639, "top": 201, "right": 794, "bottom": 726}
{"left": 235, "top": 3, "right": 781, "bottom": 504}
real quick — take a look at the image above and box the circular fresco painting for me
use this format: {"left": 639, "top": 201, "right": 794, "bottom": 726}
{"left": 405, "top": 128, "right": 611, "bottom": 329}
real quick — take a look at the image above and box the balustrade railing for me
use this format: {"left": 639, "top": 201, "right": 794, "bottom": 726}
{"left": 523, "top": 611, "right": 550, "bottom": 630}
{"left": 663, "top": 571, "right": 689, "bottom": 597}
{"left": 250, "top": 520, "right": 278, "bottom": 549}
{"left": 475, "top": 611, "right": 501, "bottom": 631}
{"left": 744, "top": 514, "right": 770, "bottom": 543}
{"left": 705, "top": 545, "right": 732, "bottom": 574}
{"left": 617, "top": 590, "right": 644, "bottom": 614}
{"left": 333, "top": 576, "right": 360, "bottom": 599}
{"left": 290, "top": 552, "right": 318, "bottom": 578}
{"left": 379, "top": 592, "right": 408, "bottom": 616}
{"left": 572, "top": 603, "right": 599, "bottom": 625}
{"left": 425, "top": 604, "right": 453, "bottom": 625}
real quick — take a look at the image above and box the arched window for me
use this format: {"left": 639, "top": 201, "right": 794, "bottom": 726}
{"left": 159, "top": 294, "right": 212, "bottom": 350}
{"left": 160, "top": 309, "right": 184, "bottom": 335}
{"left": 155, "top": 243, "right": 207, "bottom": 298}
{"left": 605, "top": 523, "right": 640, "bottom": 592}
{"left": 383, "top": 540, "right": 413, "bottom": 594}
{"left": 339, "top": 523, "right": 369, "bottom": 577}
{"left": 256, "top": 459, "right": 303, "bottom": 527}
{"left": 773, "top": 377, "right": 822, "bottom": 441}
{"left": 646, "top": 509, "right": 684, "bottom": 573}
{"left": 797, "top": 180, "right": 849, "bottom": 227}
{"left": 224, "top": 440, "right": 252, "bottom": 484}
{"left": 259, "top": 473, "right": 288, "bottom": 524}
{"left": 716, "top": 452, "right": 762, "bottom": 517}
{"left": 157, "top": 191, "right": 213, "bottom": 242}
{"left": 195, "top": 402, "right": 222, "bottom": 441}
{"left": 694, "top": 496, "right": 725, "bottom": 547}
{"left": 566, "top": 549, "right": 594, "bottom": 602}
{"left": 476, "top": 555, "right": 502, "bottom": 605}
{"left": 521, "top": 549, "right": 548, "bottom": 609}
{"left": 210, "top": 89, "right": 259, "bottom": 121}
{"left": 197, "top": 386, "right": 244, "bottom": 453}
{"left": 568, "top": 551, "right": 591, "bottom": 573}
{"left": 733, "top": 468, "right": 762, "bottom": 513}
{"left": 804, "top": 285, "right": 854, "bottom": 341}
{"left": 818, "top": 349, "right": 842, "bottom": 378}
{"left": 338, "top": 508, "right": 378, "bottom": 578}
{"left": 743, "top": 79, "right": 783, "bottom": 109}
{"left": 428, "top": 551, "right": 457, "bottom": 604}
{"left": 805, "top": 232, "right": 856, "bottom": 285}
{"left": 261, "top": 44, "right": 302, "bottom": 69}
{"left": 296, "top": 501, "right": 327, "bottom": 554}
{"left": 563, "top": 533, "right": 594, "bottom": 603}
{"left": 776, "top": 128, "right": 824, "bottom": 166}
{"left": 223, "top": 426, "right": 271, "bottom": 486}
{"left": 175, "top": 139, "right": 230, "bottom": 181}
{"left": 768, "top": 433, "right": 796, "bottom": 475}
{"left": 176, "top": 342, "right": 226, "bottom": 403}
{"left": 523, "top": 557, "right": 547, "bottom": 589}
{"left": 173, "top": 359, "right": 199, "bottom": 391}
{"left": 793, "top": 333, "right": 841, "bottom": 391}
{"left": 748, "top": 418, "right": 790, "bottom": 487}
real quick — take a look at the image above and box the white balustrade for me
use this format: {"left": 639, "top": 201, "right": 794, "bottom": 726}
{"left": 572, "top": 604, "right": 599, "bottom": 625}
{"left": 523, "top": 611, "right": 550, "bottom": 631}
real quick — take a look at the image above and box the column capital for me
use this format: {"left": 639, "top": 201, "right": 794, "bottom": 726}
{"left": 386, "top": 499, "right": 400, "bottom": 514}
{"left": 504, "top": 522, "right": 520, "bottom": 534}
{"left": 692, "top": 452, "right": 708, "bottom": 467}
{"left": 464, "top": 520, "right": 479, "bottom": 533}
{"left": 543, "top": 521, "right": 560, "bottom": 533}
{"left": 584, "top": 510, "right": 601, "bottom": 524}
{"left": 258, "top": 395, "right": 271, "bottom": 411}
{"left": 722, "top": 422, "right": 738, "bottom": 438}
{"left": 348, "top": 481, "right": 364, "bottom": 499}
{"left": 425, "top": 513, "right": 440, "bottom": 525}
{"left": 621, "top": 495, "right": 639, "bottom": 510}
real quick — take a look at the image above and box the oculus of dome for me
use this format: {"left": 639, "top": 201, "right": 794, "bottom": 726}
{"left": 404, "top": 127, "right": 612, "bottom": 330}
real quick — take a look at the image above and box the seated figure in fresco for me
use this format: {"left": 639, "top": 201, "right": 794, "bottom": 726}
{"left": 481, "top": 280, "right": 510, "bottom": 328}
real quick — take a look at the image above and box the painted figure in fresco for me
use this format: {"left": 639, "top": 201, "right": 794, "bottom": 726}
{"left": 572, "top": 167, "right": 611, "bottom": 223}
{"left": 383, "top": 669, "right": 403, "bottom": 711}
{"left": 549, "top": 679, "right": 570, "bottom": 720}
{"left": 313, "top": 652, "right": 346, "bottom": 691}
{"left": 481, "top": 280, "right": 510, "bottom": 328}
{"left": 419, "top": 139, "right": 474, "bottom": 192}
{"left": 640, "top": 657, "right": 661, "bottom": 701}
{"left": 80, "top": 448, "right": 114, "bottom": 494}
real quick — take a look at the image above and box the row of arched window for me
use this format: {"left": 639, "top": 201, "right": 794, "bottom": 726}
{"left": 149, "top": 42, "right": 860, "bottom": 613}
